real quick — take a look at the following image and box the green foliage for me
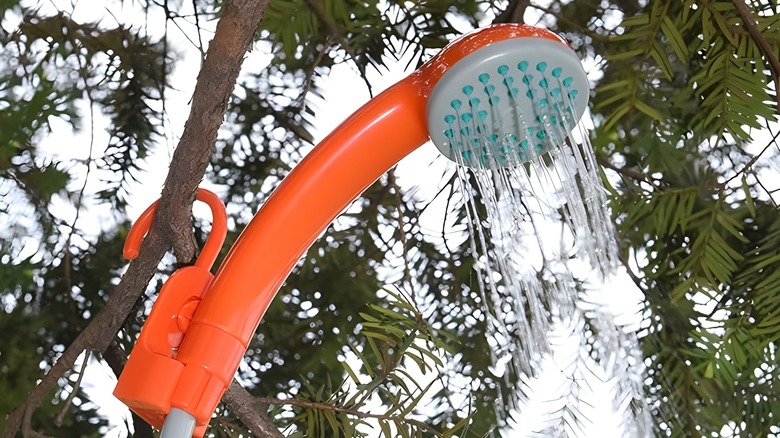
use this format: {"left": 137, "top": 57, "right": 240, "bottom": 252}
{"left": 1, "top": 8, "right": 169, "bottom": 209}
{"left": 597, "top": 1, "right": 780, "bottom": 434}
{"left": 0, "top": 228, "right": 127, "bottom": 434}
{"left": 595, "top": 0, "right": 776, "bottom": 143}
{"left": 282, "top": 288, "right": 464, "bottom": 438}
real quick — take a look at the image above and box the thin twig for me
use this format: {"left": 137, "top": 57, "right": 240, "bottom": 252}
{"left": 54, "top": 351, "right": 91, "bottom": 427}
{"left": 59, "top": 43, "right": 98, "bottom": 315}
{"left": 294, "top": 36, "right": 330, "bottom": 109}
{"left": 753, "top": 171, "right": 779, "bottom": 208}
{"left": 720, "top": 125, "right": 780, "bottom": 187}
{"left": 438, "top": 173, "right": 458, "bottom": 257}
{"left": 388, "top": 169, "right": 412, "bottom": 287}
{"left": 191, "top": 0, "right": 207, "bottom": 61}
{"left": 617, "top": 249, "right": 647, "bottom": 293}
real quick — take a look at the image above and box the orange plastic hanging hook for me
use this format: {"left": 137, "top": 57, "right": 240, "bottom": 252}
{"left": 114, "top": 188, "right": 227, "bottom": 437}
{"left": 122, "top": 188, "right": 227, "bottom": 270}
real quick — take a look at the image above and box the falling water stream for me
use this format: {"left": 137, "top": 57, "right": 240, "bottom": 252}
{"left": 449, "top": 93, "right": 652, "bottom": 435}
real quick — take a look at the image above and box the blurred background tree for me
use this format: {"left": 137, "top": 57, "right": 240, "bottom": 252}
{"left": 2, "top": 0, "right": 780, "bottom": 437}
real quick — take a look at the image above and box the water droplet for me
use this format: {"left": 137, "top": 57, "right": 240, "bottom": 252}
{"left": 552, "top": 67, "right": 562, "bottom": 77}
{"left": 498, "top": 64, "right": 509, "bottom": 75}
{"left": 451, "top": 99, "right": 462, "bottom": 110}
{"left": 563, "top": 77, "right": 574, "bottom": 88}
{"left": 463, "top": 85, "right": 474, "bottom": 95}
{"left": 539, "top": 79, "right": 549, "bottom": 89}
{"left": 461, "top": 113, "right": 473, "bottom": 123}
{"left": 536, "top": 62, "right": 547, "bottom": 72}
{"left": 518, "top": 61, "right": 528, "bottom": 71}
{"left": 444, "top": 114, "right": 456, "bottom": 124}
{"left": 478, "top": 73, "right": 490, "bottom": 84}
{"left": 444, "top": 129, "right": 454, "bottom": 138}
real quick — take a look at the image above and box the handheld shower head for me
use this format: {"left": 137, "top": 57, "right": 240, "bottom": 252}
{"left": 426, "top": 32, "right": 588, "bottom": 167}
{"left": 115, "top": 24, "right": 590, "bottom": 436}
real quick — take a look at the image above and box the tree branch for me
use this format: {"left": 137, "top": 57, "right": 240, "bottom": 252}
{"left": 223, "top": 381, "right": 284, "bottom": 438}
{"left": 2, "top": 1, "right": 270, "bottom": 436}
{"left": 54, "top": 351, "right": 90, "bottom": 427}
{"left": 493, "top": 0, "right": 530, "bottom": 24}
{"left": 731, "top": 0, "right": 780, "bottom": 113}
{"left": 720, "top": 124, "right": 780, "bottom": 188}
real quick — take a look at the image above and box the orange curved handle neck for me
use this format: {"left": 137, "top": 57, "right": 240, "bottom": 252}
{"left": 188, "top": 22, "right": 567, "bottom": 345}
{"left": 192, "top": 77, "right": 428, "bottom": 343}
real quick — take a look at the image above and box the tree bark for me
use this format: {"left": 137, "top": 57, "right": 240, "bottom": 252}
{"left": 223, "top": 381, "right": 285, "bottom": 438}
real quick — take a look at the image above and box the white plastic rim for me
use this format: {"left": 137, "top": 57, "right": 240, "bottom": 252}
{"left": 427, "top": 37, "right": 589, "bottom": 168}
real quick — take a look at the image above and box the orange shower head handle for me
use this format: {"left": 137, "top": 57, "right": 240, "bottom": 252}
{"left": 114, "top": 24, "right": 578, "bottom": 435}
